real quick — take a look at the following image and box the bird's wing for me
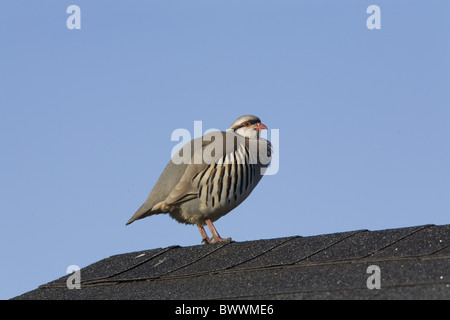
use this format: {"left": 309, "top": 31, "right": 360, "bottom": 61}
{"left": 126, "top": 130, "right": 270, "bottom": 225}
{"left": 164, "top": 131, "right": 271, "bottom": 208}
{"left": 126, "top": 132, "right": 222, "bottom": 225}
{"left": 163, "top": 131, "right": 235, "bottom": 206}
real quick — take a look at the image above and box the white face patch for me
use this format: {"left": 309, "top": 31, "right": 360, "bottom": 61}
{"left": 235, "top": 126, "right": 259, "bottom": 139}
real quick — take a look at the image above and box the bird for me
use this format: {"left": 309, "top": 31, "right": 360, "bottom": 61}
{"left": 126, "top": 115, "right": 272, "bottom": 244}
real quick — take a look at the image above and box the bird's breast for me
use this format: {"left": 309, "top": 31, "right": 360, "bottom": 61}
{"left": 193, "top": 144, "right": 264, "bottom": 218}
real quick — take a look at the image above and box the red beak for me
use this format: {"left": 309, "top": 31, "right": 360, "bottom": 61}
{"left": 254, "top": 122, "right": 267, "bottom": 131}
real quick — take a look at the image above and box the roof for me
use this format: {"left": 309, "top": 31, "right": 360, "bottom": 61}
{"left": 13, "top": 224, "right": 450, "bottom": 300}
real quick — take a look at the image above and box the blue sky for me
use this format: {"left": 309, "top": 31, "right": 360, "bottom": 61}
{"left": 1, "top": 0, "right": 449, "bottom": 299}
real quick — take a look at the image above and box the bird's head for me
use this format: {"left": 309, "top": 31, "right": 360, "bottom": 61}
{"left": 229, "top": 115, "right": 267, "bottom": 138}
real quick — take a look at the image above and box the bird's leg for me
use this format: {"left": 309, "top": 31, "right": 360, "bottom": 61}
{"left": 205, "top": 219, "right": 231, "bottom": 243}
{"left": 197, "top": 225, "right": 213, "bottom": 244}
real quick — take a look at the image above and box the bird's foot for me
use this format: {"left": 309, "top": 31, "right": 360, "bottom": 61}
{"left": 198, "top": 220, "right": 232, "bottom": 244}
{"left": 201, "top": 236, "right": 214, "bottom": 244}
{"left": 201, "top": 236, "right": 232, "bottom": 244}
{"left": 212, "top": 236, "right": 232, "bottom": 243}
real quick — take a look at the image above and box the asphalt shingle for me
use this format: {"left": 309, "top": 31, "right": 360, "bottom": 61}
{"left": 13, "top": 224, "right": 450, "bottom": 300}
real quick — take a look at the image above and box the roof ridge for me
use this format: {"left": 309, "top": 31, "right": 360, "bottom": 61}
{"left": 294, "top": 229, "right": 368, "bottom": 263}
{"left": 160, "top": 241, "right": 231, "bottom": 276}
{"left": 360, "top": 224, "right": 434, "bottom": 258}
{"left": 224, "top": 236, "right": 301, "bottom": 270}
{"left": 40, "top": 252, "right": 450, "bottom": 289}
{"left": 18, "top": 224, "right": 450, "bottom": 300}
{"left": 66, "top": 245, "right": 179, "bottom": 287}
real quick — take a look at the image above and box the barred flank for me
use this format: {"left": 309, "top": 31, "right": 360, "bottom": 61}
{"left": 193, "top": 145, "right": 261, "bottom": 212}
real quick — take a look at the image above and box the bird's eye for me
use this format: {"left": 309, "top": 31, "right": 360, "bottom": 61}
{"left": 242, "top": 121, "right": 251, "bottom": 127}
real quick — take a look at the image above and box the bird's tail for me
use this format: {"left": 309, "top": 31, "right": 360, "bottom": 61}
{"left": 125, "top": 201, "right": 165, "bottom": 225}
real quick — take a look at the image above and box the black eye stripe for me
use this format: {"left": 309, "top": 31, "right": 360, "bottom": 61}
{"left": 242, "top": 119, "right": 259, "bottom": 127}
{"left": 231, "top": 118, "right": 261, "bottom": 131}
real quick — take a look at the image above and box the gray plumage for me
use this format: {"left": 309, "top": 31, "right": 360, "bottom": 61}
{"left": 126, "top": 115, "right": 271, "bottom": 243}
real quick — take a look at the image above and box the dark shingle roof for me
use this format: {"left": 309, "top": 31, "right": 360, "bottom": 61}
{"left": 13, "top": 224, "right": 450, "bottom": 299}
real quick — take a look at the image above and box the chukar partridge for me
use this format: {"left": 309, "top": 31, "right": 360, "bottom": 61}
{"left": 126, "top": 115, "right": 271, "bottom": 244}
